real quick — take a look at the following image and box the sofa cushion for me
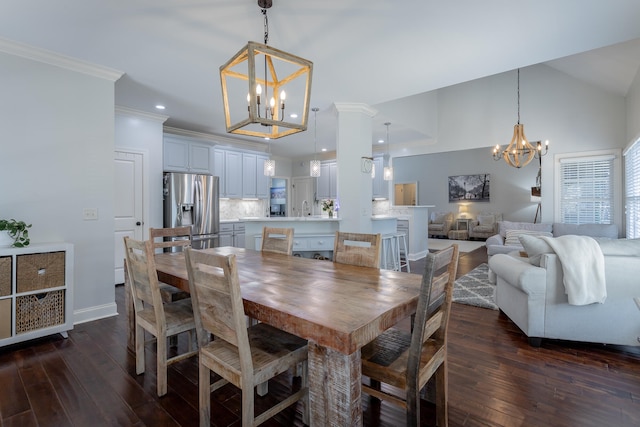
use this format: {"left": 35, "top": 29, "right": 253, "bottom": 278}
{"left": 504, "top": 229, "right": 553, "bottom": 246}
{"left": 518, "top": 234, "right": 554, "bottom": 266}
{"left": 552, "top": 223, "right": 618, "bottom": 239}
{"left": 594, "top": 238, "right": 640, "bottom": 256}
{"left": 499, "top": 221, "right": 552, "bottom": 238}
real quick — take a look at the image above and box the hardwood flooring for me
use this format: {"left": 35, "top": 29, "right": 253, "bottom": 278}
{"left": 1, "top": 247, "right": 640, "bottom": 426}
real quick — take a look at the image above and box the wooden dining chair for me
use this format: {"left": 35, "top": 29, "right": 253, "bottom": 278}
{"left": 149, "top": 226, "right": 192, "bottom": 303}
{"left": 333, "top": 231, "right": 382, "bottom": 268}
{"left": 184, "top": 248, "right": 309, "bottom": 427}
{"left": 123, "top": 236, "right": 198, "bottom": 397}
{"left": 360, "top": 244, "right": 459, "bottom": 427}
{"left": 260, "top": 226, "right": 294, "bottom": 255}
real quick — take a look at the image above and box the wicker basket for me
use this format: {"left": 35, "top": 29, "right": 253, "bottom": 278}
{"left": 16, "top": 290, "right": 65, "bottom": 334}
{"left": 16, "top": 251, "right": 65, "bottom": 293}
{"left": 0, "top": 256, "right": 11, "bottom": 297}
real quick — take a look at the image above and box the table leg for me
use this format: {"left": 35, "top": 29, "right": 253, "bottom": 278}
{"left": 125, "top": 263, "right": 135, "bottom": 352}
{"left": 308, "top": 341, "right": 362, "bottom": 426}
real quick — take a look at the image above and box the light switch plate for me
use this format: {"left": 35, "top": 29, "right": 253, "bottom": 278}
{"left": 83, "top": 208, "right": 98, "bottom": 220}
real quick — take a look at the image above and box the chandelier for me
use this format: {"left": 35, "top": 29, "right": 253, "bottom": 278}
{"left": 492, "top": 69, "right": 549, "bottom": 168}
{"left": 310, "top": 107, "right": 320, "bottom": 177}
{"left": 219, "top": 0, "right": 313, "bottom": 139}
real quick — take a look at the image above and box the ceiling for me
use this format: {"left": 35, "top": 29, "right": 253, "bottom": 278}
{"left": 2, "top": 0, "right": 640, "bottom": 157}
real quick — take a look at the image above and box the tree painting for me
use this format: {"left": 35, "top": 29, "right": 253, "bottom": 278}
{"left": 448, "top": 174, "right": 490, "bottom": 202}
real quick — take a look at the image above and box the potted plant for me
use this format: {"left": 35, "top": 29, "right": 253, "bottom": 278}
{"left": 0, "top": 219, "right": 32, "bottom": 247}
{"left": 321, "top": 199, "right": 334, "bottom": 217}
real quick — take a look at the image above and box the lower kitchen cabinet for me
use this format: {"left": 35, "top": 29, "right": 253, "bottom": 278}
{"left": 0, "top": 242, "right": 74, "bottom": 347}
{"left": 219, "top": 222, "right": 245, "bottom": 248}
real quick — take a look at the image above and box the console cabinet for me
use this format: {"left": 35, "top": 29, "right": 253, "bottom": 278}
{"left": 0, "top": 242, "right": 74, "bottom": 346}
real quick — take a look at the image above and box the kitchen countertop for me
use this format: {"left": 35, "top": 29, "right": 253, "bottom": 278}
{"left": 239, "top": 216, "right": 341, "bottom": 222}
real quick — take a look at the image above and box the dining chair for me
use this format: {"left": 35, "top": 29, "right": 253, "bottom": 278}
{"left": 260, "top": 226, "right": 294, "bottom": 255}
{"left": 333, "top": 231, "right": 382, "bottom": 268}
{"left": 360, "top": 244, "right": 459, "bottom": 427}
{"left": 123, "top": 236, "right": 198, "bottom": 397}
{"left": 184, "top": 248, "right": 309, "bottom": 427}
{"left": 149, "top": 226, "right": 192, "bottom": 303}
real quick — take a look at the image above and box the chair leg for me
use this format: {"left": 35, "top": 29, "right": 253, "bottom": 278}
{"left": 135, "top": 324, "right": 145, "bottom": 375}
{"left": 199, "top": 360, "right": 211, "bottom": 427}
{"left": 300, "top": 360, "right": 309, "bottom": 425}
{"left": 242, "top": 380, "right": 255, "bottom": 427}
{"left": 435, "top": 362, "right": 448, "bottom": 427}
{"left": 157, "top": 333, "right": 168, "bottom": 397}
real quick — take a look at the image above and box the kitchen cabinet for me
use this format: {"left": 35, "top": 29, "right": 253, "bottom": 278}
{"left": 219, "top": 222, "right": 245, "bottom": 248}
{"left": 256, "top": 156, "right": 270, "bottom": 199}
{"left": 224, "top": 150, "right": 243, "bottom": 198}
{"left": 213, "top": 149, "right": 269, "bottom": 199}
{"left": 242, "top": 154, "right": 257, "bottom": 198}
{"left": 372, "top": 156, "right": 388, "bottom": 199}
{"left": 0, "top": 243, "right": 74, "bottom": 347}
{"left": 316, "top": 161, "right": 337, "bottom": 200}
{"left": 163, "top": 136, "right": 211, "bottom": 173}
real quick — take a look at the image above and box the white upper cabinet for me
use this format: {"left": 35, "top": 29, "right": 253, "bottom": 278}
{"left": 163, "top": 135, "right": 211, "bottom": 174}
{"left": 211, "top": 148, "right": 269, "bottom": 199}
{"left": 316, "top": 161, "right": 338, "bottom": 200}
{"left": 242, "top": 153, "right": 257, "bottom": 198}
{"left": 224, "top": 150, "right": 243, "bottom": 198}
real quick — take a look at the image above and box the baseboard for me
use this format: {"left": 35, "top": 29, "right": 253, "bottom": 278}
{"left": 408, "top": 250, "right": 428, "bottom": 261}
{"left": 73, "top": 302, "right": 118, "bottom": 325}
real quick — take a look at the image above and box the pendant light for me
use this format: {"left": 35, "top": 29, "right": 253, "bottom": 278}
{"left": 310, "top": 107, "right": 321, "bottom": 177}
{"left": 492, "top": 69, "right": 549, "bottom": 168}
{"left": 264, "top": 138, "right": 275, "bottom": 176}
{"left": 383, "top": 122, "right": 393, "bottom": 180}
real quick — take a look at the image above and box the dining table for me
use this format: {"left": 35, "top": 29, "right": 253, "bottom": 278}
{"left": 125, "top": 246, "right": 422, "bottom": 426}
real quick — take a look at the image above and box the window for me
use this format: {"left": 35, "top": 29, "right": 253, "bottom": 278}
{"left": 555, "top": 150, "right": 621, "bottom": 226}
{"left": 624, "top": 139, "right": 640, "bottom": 238}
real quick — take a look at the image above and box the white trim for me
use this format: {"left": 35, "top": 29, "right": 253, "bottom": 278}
{"left": 0, "top": 37, "right": 123, "bottom": 81}
{"left": 115, "top": 106, "right": 168, "bottom": 123}
{"left": 115, "top": 147, "right": 150, "bottom": 240}
{"left": 73, "top": 303, "right": 118, "bottom": 325}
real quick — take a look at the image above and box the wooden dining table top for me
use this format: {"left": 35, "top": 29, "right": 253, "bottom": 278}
{"left": 154, "top": 246, "right": 422, "bottom": 354}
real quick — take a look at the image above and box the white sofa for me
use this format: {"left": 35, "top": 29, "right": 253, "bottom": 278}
{"left": 489, "top": 238, "right": 640, "bottom": 346}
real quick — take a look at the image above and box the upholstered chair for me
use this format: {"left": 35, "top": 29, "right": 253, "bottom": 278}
{"left": 469, "top": 212, "right": 502, "bottom": 240}
{"left": 428, "top": 211, "right": 454, "bottom": 238}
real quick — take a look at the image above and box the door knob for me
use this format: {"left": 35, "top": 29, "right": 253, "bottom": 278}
{"left": 136, "top": 221, "right": 142, "bottom": 226}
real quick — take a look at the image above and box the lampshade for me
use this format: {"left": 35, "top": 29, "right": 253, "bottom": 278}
{"left": 458, "top": 204, "right": 468, "bottom": 218}
{"left": 383, "top": 122, "right": 393, "bottom": 181}
{"left": 219, "top": 1, "right": 313, "bottom": 140}
{"left": 264, "top": 158, "right": 275, "bottom": 176}
{"left": 310, "top": 107, "right": 320, "bottom": 177}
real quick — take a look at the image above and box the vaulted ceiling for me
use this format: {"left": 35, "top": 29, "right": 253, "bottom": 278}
{"left": 2, "top": 0, "right": 640, "bottom": 157}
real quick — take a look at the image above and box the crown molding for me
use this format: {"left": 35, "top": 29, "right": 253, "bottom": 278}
{"left": 163, "top": 126, "right": 267, "bottom": 153}
{"left": 115, "top": 106, "right": 169, "bottom": 123}
{"left": 0, "top": 37, "right": 123, "bottom": 82}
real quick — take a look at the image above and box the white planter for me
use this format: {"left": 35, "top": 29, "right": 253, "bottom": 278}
{"left": 0, "top": 231, "right": 14, "bottom": 247}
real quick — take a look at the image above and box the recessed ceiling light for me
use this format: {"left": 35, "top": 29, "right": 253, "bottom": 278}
{"left": 321, "top": 148, "right": 327, "bottom": 152}
{"left": 378, "top": 139, "right": 384, "bottom": 144}
{"left": 155, "top": 105, "right": 166, "bottom": 110}
{"left": 290, "top": 113, "right": 298, "bottom": 119}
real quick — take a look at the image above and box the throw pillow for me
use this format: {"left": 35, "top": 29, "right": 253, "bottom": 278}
{"left": 504, "top": 229, "right": 553, "bottom": 246}
{"left": 499, "top": 220, "right": 553, "bottom": 238}
{"left": 478, "top": 215, "right": 495, "bottom": 226}
{"left": 518, "top": 234, "right": 554, "bottom": 266}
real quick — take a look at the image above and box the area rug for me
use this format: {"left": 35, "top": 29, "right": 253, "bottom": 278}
{"left": 453, "top": 263, "right": 498, "bottom": 310}
{"left": 428, "top": 238, "right": 485, "bottom": 253}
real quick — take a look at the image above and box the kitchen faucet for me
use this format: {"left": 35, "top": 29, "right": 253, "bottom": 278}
{"left": 301, "top": 200, "right": 309, "bottom": 216}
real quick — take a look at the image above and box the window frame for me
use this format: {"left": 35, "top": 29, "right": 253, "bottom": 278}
{"left": 553, "top": 149, "right": 622, "bottom": 228}
{"left": 624, "top": 138, "right": 640, "bottom": 238}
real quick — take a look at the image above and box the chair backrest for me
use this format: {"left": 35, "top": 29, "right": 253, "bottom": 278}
{"left": 429, "top": 211, "right": 453, "bottom": 224}
{"left": 184, "top": 248, "right": 252, "bottom": 370}
{"left": 123, "top": 237, "right": 165, "bottom": 322}
{"left": 149, "top": 226, "right": 192, "bottom": 253}
{"left": 407, "top": 244, "right": 459, "bottom": 389}
{"left": 261, "top": 227, "right": 294, "bottom": 255}
{"left": 333, "top": 231, "right": 382, "bottom": 268}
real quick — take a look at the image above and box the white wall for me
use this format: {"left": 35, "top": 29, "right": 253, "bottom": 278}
{"left": 115, "top": 108, "right": 167, "bottom": 235}
{"left": 627, "top": 66, "right": 640, "bottom": 143}
{"left": 0, "top": 49, "right": 121, "bottom": 323}
{"left": 394, "top": 64, "right": 627, "bottom": 224}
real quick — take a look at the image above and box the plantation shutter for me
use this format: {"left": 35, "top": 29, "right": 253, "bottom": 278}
{"left": 559, "top": 155, "right": 614, "bottom": 225}
{"left": 624, "top": 140, "right": 640, "bottom": 238}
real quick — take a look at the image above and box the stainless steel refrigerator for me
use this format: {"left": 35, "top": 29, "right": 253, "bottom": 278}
{"left": 163, "top": 172, "right": 220, "bottom": 250}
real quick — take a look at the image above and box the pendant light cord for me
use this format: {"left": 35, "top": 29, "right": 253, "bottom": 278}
{"left": 517, "top": 68, "right": 520, "bottom": 125}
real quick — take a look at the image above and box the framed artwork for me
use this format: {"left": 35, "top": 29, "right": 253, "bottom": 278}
{"left": 448, "top": 174, "right": 490, "bottom": 202}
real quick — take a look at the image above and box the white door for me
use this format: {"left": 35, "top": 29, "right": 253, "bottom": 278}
{"left": 114, "top": 150, "right": 144, "bottom": 284}
{"left": 292, "top": 177, "right": 315, "bottom": 217}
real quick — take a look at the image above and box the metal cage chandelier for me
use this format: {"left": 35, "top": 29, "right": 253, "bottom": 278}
{"left": 492, "top": 69, "right": 549, "bottom": 168}
{"left": 219, "top": 0, "right": 313, "bottom": 139}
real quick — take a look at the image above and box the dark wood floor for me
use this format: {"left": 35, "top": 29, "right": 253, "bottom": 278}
{"left": 2, "top": 247, "right": 640, "bottom": 426}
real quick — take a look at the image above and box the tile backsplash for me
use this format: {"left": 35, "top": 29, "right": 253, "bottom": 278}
{"left": 220, "top": 199, "right": 268, "bottom": 220}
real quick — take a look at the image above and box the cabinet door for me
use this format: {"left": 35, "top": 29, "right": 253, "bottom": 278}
{"left": 234, "top": 231, "right": 245, "bottom": 248}
{"left": 189, "top": 143, "right": 211, "bottom": 173}
{"left": 219, "top": 233, "right": 233, "bottom": 247}
{"left": 163, "top": 139, "right": 189, "bottom": 172}
{"left": 329, "top": 162, "right": 337, "bottom": 198}
{"left": 225, "top": 151, "right": 243, "bottom": 198}
{"left": 213, "top": 149, "right": 226, "bottom": 196}
{"left": 372, "top": 157, "right": 387, "bottom": 199}
{"left": 242, "top": 154, "right": 257, "bottom": 198}
{"left": 316, "top": 163, "right": 331, "bottom": 199}
{"left": 256, "top": 156, "right": 270, "bottom": 199}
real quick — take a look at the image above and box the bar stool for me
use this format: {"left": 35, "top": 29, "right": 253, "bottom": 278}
{"left": 381, "top": 234, "right": 399, "bottom": 270}
{"left": 394, "top": 232, "right": 410, "bottom": 273}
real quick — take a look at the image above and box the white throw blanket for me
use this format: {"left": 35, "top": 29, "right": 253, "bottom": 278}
{"left": 540, "top": 235, "right": 606, "bottom": 305}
